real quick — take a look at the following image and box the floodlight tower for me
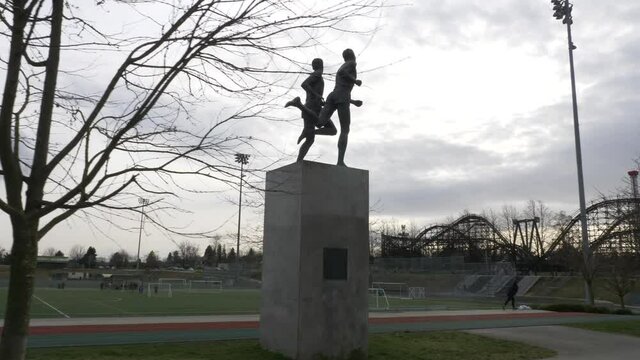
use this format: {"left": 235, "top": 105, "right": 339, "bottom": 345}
{"left": 629, "top": 170, "right": 640, "bottom": 252}
{"left": 628, "top": 170, "right": 639, "bottom": 199}
{"left": 136, "top": 197, "right": 149, "bottom": 270}
{"left": 551, "top": 0, "right": 592, "bottom": 304}
{"left": 234, "top": 153, "right": 250, "bottom": 281}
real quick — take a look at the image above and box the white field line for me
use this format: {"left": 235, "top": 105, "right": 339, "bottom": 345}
{"left": 33, "top": 295, "right": 70, "bottom": 318}
{"left": 90, "top": 298, "right": 130, "bottom": 316}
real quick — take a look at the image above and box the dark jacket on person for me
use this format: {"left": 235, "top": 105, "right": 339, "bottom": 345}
{"left": 507, "top": 282, "right": 519, "bottom": 297}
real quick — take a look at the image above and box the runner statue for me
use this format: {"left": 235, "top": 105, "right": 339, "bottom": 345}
{"left": 285, "top": 49, "right": 363, "bottom": 166}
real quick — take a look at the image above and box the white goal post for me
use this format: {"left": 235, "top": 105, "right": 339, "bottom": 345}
{"left": 158, "top": 278, "right": 187, "bottom": 288}
{"left": 158, "top": 278, "right": 187, "bottom": 284}
{"left": 371, "top": 282, "right": 409, "bottom": 298}
{"left": 368, "top": 287, "right": 390, "bottom": 310}
{"left": 147, "top": 282, "right": 172, "bottom": 297}
{"left": 188, "top": 280, "right": 223, "bottom": 292}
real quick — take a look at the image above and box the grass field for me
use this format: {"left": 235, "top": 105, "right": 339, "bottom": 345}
{"left": 383, "top": 296, "right": 500, "bottom": 311}
{"left": 528, "top": 276, "right": 640, "bottom": 305}
{"left": 568, "top": 319, "right": 640, "bottom": 338}
{"left": 0, "top": 288, "right": 503, "bottom": 319}
{"left": 25, "top": 331, "right": 556, "bottom": 360}
{"left": 0, "top": 288, "right": 261, "bottom": 318}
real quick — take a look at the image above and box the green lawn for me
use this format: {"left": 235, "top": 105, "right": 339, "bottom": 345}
{"left": 26, "top": 331, "right": 556, "bottom": 360}
{"left": 0, "top": 288, "right": 262, "bottom": 318}
{"left": 567, "top": 319, "right": 640, "bottom": 338}
{"left": 0, "top": 288, "right": 503, "bottom": 319}
{"left": 528, "top": 277, "right": 640, "bottom": 305}
{"left": 384, "top": 296, "right": 500, "bottom": 310}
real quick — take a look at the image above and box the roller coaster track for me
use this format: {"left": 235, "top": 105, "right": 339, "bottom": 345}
{"left": 381, "top": 198, "right": 640, "bottom": 262}
{"left": 545, "top": 197, "right": 640, "bottom": 254}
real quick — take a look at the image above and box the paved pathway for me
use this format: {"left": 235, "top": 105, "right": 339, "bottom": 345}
{"left": 1, "top": 310, "right": 633, "bottom": 348}
{"left": 468, "top": 325, "right": 640, "bottom": 360}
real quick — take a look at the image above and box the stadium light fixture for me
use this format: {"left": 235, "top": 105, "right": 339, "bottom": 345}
{"left": 136, "top": 197, "right": 149, "bottom": 270}
{"left": 234, "top": 153, "right": 250, "bottom": 281}
{"left": 551, "top": 0, "right": 592, "bottom": 304}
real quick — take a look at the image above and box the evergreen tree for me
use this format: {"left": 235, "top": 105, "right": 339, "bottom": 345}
{"left": 109, "top": 252, "right": 129, "bottom": 269}
{"left": 203, "top": 245, "right": 215, "bottom": 266}
{"left": 172, "top": 250, "right": 182, "bottom": 268}
{"left": 145, "top": 251, "right": 160, "bottom": 269}
{"left": 80, "top": 247, "right": 97, "bottom": 268}
{"left": 216, "top": 244, "right": 223, "bottom": 265}
{"left": 244, "top": 248, "right": 257, "bottom": 263}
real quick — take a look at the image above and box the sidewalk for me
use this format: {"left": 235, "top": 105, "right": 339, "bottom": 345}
{"left": 469, "top": 326, "right": 640, "bottom": 360}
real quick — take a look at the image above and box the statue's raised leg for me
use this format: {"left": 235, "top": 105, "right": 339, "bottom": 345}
{"left": 315, "top": 120, "right": 337, "bottom": 136}
{"left": 285, "top": 97, "right": 318, "bottom": 122}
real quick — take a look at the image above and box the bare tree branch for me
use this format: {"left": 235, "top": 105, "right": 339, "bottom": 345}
{"left": 0, "top": 1, "right": 385, "bottom": 356}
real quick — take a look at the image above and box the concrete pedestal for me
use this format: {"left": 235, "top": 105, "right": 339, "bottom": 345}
{"left": 260, "top": 161, "right": 369, "bottom": 360}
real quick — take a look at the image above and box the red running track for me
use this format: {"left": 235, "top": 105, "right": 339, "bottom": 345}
{"left": 15, "top": 311, "right": 594, "bottom": 336}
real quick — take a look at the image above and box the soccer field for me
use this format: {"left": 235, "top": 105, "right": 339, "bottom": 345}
{"left": 0, "top": 288, "right": 502, "bottom": 319}
{"left": 0, "top": 288, "right": 262, "bottom": 318}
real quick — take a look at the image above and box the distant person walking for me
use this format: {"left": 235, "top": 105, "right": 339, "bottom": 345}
{"left": 503, "top": 280, "right": 519, "bottom": 310}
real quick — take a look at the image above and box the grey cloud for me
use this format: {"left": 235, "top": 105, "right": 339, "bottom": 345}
{"left": 354, "top": 83, "right": 638, "bottom": 223}
{"left": 385, "top": 0, "right": 555, "bottom": 51}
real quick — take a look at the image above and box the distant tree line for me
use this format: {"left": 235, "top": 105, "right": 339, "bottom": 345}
{"left": 8, "top": 241, "right": 262, "bottom": 270}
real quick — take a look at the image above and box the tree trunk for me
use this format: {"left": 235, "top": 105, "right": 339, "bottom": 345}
{"left": 0, "top": 220, "right": 39, "bottom": 360}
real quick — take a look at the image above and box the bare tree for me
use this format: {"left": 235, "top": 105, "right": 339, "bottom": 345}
{"left": 522, "top": 200, "right": 554, "bottom": 257}
{"left": 614, "top": 157, "right": 640, "bottom": 198}
{"left": 374, "top": 218, "right": 403, "bottom": 237}
{"left": 407, "top": 220, "right": 422, "bottom": 238}
{"left": 68, "top": 245, "right": 86, "bottom": 264}
{"left": 604, "top": 252, "right": 637, "bottom": 309}
{"left": 40, "top": 247, "right": 57, "bottom": 257}
{"left": 369, "top": 231, "right": 381, "bottom": 257}
{"left": 177, "top": 240, "right": 200, "bottom": 268}
{"left": 0, "top": 1, "right": 382, "bottom": 358}
{"left": 500, "top": 204, "right": 520, "bottom": 239}
{"left": 480, "top": 207, "right": 503, "bottom": 234}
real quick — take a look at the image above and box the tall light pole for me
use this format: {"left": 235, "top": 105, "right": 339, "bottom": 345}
{"left": 628, "top": 170, "right": 639, "bottom": 199}
{"left": 551, "top": 0, "right": 593, "bottom": 304}
{"left": 136, "top": 197, "right": 149, "bottom": 270}
{"left": 234, "top": 153, "right": 250, "bottom": 281}
{"left": 629, "top": 170, "right": 640, "bottom": 253}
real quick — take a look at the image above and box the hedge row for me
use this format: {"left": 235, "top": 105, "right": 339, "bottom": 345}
{"left": 538, "top": 303, "right": 633, "bottom": 315}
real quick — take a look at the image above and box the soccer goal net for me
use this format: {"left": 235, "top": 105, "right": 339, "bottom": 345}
{"left": 368, "top": 287, "right": 390, "bottom": 310}
{"left": 158, "top": 278, "right": 187, "bottom": 289}
{"left": 371, "top": 282, "right": 409, "bottom": 299}
{"left": 147, "top": 283, "right": 172, "bottom": 297}
{"left": 408, "top": 286, "right": 427, "bottom": 299}
{"left": 188, "top": 280, "right": 223, "bottom": 293}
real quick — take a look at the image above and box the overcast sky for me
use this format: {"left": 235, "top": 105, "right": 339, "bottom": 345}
{"left": 1, "top": 0, "right": 638, "bottom": 259}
